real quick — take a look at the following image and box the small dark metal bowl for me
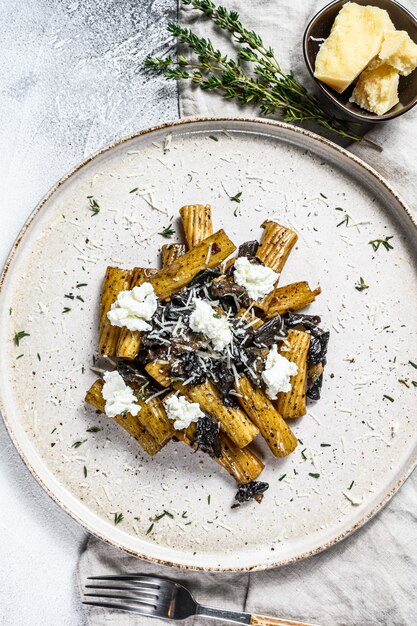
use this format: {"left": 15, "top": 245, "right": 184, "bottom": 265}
{"left": 303, "top": 0, "right": 417, "bottom": 122}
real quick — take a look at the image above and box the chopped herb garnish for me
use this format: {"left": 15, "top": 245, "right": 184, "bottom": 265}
{"left": 63, "top": 307, "right": 71, "bottom": 313}
{"left": 229, "top": 191, "right": 242, "bottom": 203}
{"left": 51, "top": 427, "right": 57, "bottom": 434}
{"left": 76, "top": 295, "right": 84, "bottom": 303}
{"left": 383, "top": 394, "right": 394, "bottom": 402}
{"left": 369, "top": 236, "right": 394, "bottom": 252}
{"left": 14, "top": 331, "right": 30, "bottom": 346}
{"left": 51, "top": 442, "right": 56, "bottom": 447}
{"left": 278, "top": 474, "right": 286, "bottom": 481}
{"left": 37, "top": 353, "right": 41, "bottom": 361}
{"left": 71, "top": 439, "right": 87, "bottom": 448}
{"left": 129, "top": 187, "right": 138, "bottom": 193}
{"left": 336, "top": 213, "right": 350, "bottom": 227}
{"left": 409, "top": 361, "right": 417, "bottom": 369}
{"left": 86, "top": 426, "right": 101, "bottom": 433}
{"left": 355, "top": 277, "right": 369, "bottom": 291}
{"left": 9, "top": 308, "right": 12, "bottom": 315}
{"left": 213, "top": 313, "right": 222, "bottom": 319}
{"left": 155, "top": 510, "right": 173, "bottom": 521}
{"left": 114, "top": 512, "right": 124, "bottom": 525}
{"left": 335, "top": 207, "right": 344, "bottom": 211}
{"left": 16, "top": 354, "right": 24, "bottom": 360}
{"left": 181, "top": 511, "right": 188, "bottom": 518}
{"left": 159, "top": 223, "right": 175, "bottom": 238}
{"left": 64, "top": 293, "right": 74, "bottom": 299}
{"left": 348, "top": 480, "right": 355, "bottom": 490}
{"left": 297, "top": 438, "right": 304, "bottom": 445}
{"left": 309, "top": 472, "right": 320, "bottom": 479}
{"left": 412, "top": 381, "right": 417, "bottom": 388}
{"left": 83, "top": 466, "right": 88, "bottom": 478}
{"left": 320, "top": 443, "right": 331, "bottom": 447}
{"left": 320, "top": 192, "right": 327, "bottom": 199}
{"left": 398, "top": 379, "right": 409, "bottom": 388}
{"left": 207, "top": 495, "right": 211, "bottom": 505}
{"left": 76, "top": 283, "right": 87, "bottom": 288}
{"left": 146, "top": 523, "right": 154, "bottom": 535}
{"left": 301, "top": 448, "right": 307, "bottom": 460}
{"left": 209, "top": 135, "right": 218, "bottom": 141}
{"left": 87, "top": 196, "right": 100, "bottom": 216}
{"left": 184, "top": 521, "right": 192, "bottom": 526}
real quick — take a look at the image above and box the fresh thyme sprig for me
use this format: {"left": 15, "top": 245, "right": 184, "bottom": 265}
{"left": 145, "top": 1, "right": 361, "bottom": 142}
{"left": 369, "top": 236, "right": 394, "bottom": 252}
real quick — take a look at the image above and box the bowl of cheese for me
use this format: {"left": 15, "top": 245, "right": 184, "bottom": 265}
{"left": 303, "top": 0, "right": 417, "bottom": 121}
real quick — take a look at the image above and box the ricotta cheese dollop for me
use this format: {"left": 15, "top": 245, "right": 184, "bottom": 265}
{"left": 189, "top": 297, "right": 232, "bottom": 351}
{"left": 164, "top": 394, "right": 204, "bottom": 430}
{"left": 233, "top": 257, "right": 278, "bottom": 301}
{"left": 107, "top": 282, "right": 157, "bottom": 332}
{"left": 102, "top": 370, "right": 140, "bottom": 418}
{"left": 261, "top": 344, "right": 298, "bottom": 400}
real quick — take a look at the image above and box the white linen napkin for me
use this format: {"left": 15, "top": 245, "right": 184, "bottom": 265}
{"left": 80, "top": 2, "right": 417, "bottom": 625}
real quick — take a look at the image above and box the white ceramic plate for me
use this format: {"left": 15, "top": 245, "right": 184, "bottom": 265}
{"left": 1, "top": 118, "right": 416, "bottom": 571}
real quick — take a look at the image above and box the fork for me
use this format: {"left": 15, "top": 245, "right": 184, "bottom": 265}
{"left": 83, "top": 574, "right": 319, "bottom": 625}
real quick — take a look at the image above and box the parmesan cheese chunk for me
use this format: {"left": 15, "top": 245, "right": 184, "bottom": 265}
{"left": 314, "top": 2, "right": 395, "bottom": 93}
{"left": 379, "top": 30, "right": 417, "bottom": 76}
{"left": 350, "top": 61, "right": 399, "bottom": 115}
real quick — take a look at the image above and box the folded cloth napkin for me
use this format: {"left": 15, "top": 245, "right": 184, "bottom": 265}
{"left": 80, "top": 2, "right": 417, "bottom": 625}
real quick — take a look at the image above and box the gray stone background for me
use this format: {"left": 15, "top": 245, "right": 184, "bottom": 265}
{"left": 0, "top": 1, "right": 177, "bottom": 623}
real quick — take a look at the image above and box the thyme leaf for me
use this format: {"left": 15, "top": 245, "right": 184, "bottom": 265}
{"left": 159, "top": 223, "right": 175, "bottom": 238}
{"left": 229, "top": 191, "right": 242, "bottom": 203}
{"left": 87, "top": 196, "right": 100, "bottom": 216}
{"left": 114, "top": 512, "right": 124, "bottom": 525}
{"left": 71, "top": 439, "right": 87, "bottom": 448}
{"left": 355, "top": 277, "right": 369, "bottom": 291}
{"left": 14, "top": 331, "right": 30, "bottom": 346}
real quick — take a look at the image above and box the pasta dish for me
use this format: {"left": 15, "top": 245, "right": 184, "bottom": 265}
{"left": 85, "top": 204, "right": 329, "bottom": 505}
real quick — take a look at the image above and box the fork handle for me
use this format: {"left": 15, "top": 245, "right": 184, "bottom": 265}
{"left": 251, "top": 615, "right": 318, "bottom": 626}
{"left": 197, "top": 605, "right": 319, "bottom": 626}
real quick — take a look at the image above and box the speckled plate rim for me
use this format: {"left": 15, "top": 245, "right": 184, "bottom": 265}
{"left": 1, "top": 116, "right": 416, "bottom": 572}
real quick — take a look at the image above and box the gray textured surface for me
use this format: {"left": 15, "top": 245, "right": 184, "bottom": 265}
{"left": 0, "top": 1, "right": 177, "bottom": 624}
